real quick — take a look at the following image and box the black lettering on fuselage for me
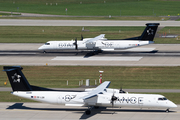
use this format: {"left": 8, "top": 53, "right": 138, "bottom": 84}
{"left": 64, "top": 95, "right": 76, "bottom": 102}
{"left": 59, "top": 43, "right": 73, "bottom": 48}
{"left": 102, "top": 42, "right": 113, "bottom": 47}
{"left": 117, "top": 97, "right": 143, "bottom": 104}
{"left": 138, "top": 97, "right": 143, "bottom": 104}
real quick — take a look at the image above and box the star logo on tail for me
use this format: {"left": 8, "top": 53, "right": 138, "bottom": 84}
{"left": 147, "top": 28, "right": 154, "bottom": 35}
{"left": 12, "top": 73, "right": 21, "bottom": 83}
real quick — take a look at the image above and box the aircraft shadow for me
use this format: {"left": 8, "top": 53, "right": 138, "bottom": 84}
{"left": 6, "top": 103, "right": 176, "bottom": 120}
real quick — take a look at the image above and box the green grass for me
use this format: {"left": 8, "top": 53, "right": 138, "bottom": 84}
{"left": 0, "top": 13, "right": 21, "bottom": 15}
{"left": 0, "top": 26, "right": 179, "bottom": 43}
{"left": 0, "top": 16, "right": 170, "bottom": 21}
{"left": 0, "top": 0, "right": 179, "bottom": 16}
{"left": 1, "top": 66, "right": 180, "bottom": 89}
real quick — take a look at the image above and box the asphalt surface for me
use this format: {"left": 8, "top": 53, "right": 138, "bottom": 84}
{"left": 0, "top": 102, "right": 179, "bottom": 120}
{"left": 1, "top": 43, "right": 180, "bottom": 66}
{"left": 0, "top": 19, "right": 179, "bottom": 26}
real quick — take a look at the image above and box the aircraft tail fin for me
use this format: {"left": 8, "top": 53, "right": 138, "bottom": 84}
{"left": 3, "top": 66, "right": 32, "bottom": 91}
{"left": 139, "top": 23, "right": 159, "bottom": 41}
{"left": 126, "top": 23, "right": 159, "bottom": 41}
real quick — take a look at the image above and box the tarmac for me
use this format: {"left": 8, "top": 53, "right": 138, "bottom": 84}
{"left": 1, "top": 43, "right": 180, "bottom": 66}
{"left": 0, "top": 19, "right": 179, "bottom": 26}
{"left": 0, "top": 102, "right": 179, "bottom": 120}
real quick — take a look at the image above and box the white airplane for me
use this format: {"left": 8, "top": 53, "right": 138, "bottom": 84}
{"left": 38, "top": 23, "right": 159, "bottom": 53}
{"left": 4, "top": 66, "right": 176, "bottom": 115}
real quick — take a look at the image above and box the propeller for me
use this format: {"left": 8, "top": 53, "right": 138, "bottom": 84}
{"left": 73, "top": 38, "right": 78, "bottom": 50}
{"left": 111, "top": 93, "right": 117, "bottom": 108}
{"left": 81, "top": 34, "right": 83, "bottom": 41}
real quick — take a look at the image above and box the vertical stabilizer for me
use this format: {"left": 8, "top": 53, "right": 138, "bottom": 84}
{"left": 3, "top": 66, "right": 32, "bottom": 91}
{"left": 139, "top": 23, "right": 160, "bottom": 41}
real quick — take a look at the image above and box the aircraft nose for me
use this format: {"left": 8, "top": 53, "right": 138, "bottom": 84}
{"left": 38, "top": 45, "right": 44, "bottom": 50}
{"left": 168, "top": 101, "right": 177, "bottom": 108}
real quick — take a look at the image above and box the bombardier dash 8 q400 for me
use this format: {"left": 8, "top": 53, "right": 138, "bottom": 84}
{"left": 38, "top": 23, "right": 159, "bottom": 52}
{"left": 4, "top": 66, "right": 177, "bottom": 115}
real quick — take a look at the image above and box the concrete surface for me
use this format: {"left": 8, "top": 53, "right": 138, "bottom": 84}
{"left": 0, "top": 102, "right": 179, "bottom": 120}
{"left": 1, "top": 44, "right": 180, "bottom": 66}
{"left": 0, "top": 19, "right": 179, "bottom": 26}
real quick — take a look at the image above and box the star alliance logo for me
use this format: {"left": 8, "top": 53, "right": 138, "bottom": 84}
{"left": 12, "top": 73, "right": 21, "bottom": 83}
{"left": 147, "top": 28, "right": 154, "bottom": 35}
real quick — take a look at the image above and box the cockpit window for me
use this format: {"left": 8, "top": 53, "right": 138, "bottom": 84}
{"left": 158, "top": 97, "right": 167, "bottom": 101}
{"left": 45, "top": 43, "right": 50, "bottom": 45}
{"left": 163, "top": 97, "right": 167, "bottom": 100}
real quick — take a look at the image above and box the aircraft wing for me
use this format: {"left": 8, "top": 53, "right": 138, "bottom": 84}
{"left": 84, "top": 34, "right": 105, "bottom": 43}
{"left": 81, "top": 81, "right": 111, "bottom": 100}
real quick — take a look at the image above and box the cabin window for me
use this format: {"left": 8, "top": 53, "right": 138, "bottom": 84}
{"left": 158, "top": 97, "right": 167, "bottom": 101}
{"left": 45, "top": 43, "right": 50, "bottom": 45}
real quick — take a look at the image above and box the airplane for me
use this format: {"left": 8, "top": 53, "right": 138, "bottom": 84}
{"left": 38, "top": 23, "right": 159, "bottom": 53}
{"left": 3, "top": 66, "right": 177, "bottom": 115}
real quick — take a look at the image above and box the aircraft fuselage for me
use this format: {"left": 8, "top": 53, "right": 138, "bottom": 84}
{"left": 38, "top": 40, "right": 153, "bottom": 51}
{"left": 12, "top": 89, "right": 176, "bottom": 109}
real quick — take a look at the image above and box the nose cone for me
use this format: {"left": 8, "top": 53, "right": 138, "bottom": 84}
{"left": 38, "top": 45, "right": 44, "bottom": 50}
{"left": 168, "top": 101, "right": 177, "bottom": 108}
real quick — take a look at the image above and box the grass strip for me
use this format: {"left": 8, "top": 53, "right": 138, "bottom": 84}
{"left": 0, "top": 26, "right": 179, "bottom": 43}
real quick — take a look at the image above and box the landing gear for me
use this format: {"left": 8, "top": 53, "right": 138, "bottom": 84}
{"left": 94, "top": 106, "right": 99, "bottom": 109}
{"left": 85, "top": 110, "right": 91, "bottom": 115}
{"left": 43, "top": 51, "right": 46, "bottom": 54}
{"left": 85, "top": 106, "right": 94, "bottom": 115}
{"left": 166, "top": 109, "right": 169, "bottom": 113}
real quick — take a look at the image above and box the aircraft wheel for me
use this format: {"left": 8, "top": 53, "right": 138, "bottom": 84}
{"left": 166, "top": 109, "right": 169, "bottom": 113}
{"left": 85, "top": 110, "right": 91, "bottom": 115}
{"left": 94, "top": 106, "right": 99, "bottom": 109}
{"left": 43, "top": 51, "right": 46, "bottom": 54}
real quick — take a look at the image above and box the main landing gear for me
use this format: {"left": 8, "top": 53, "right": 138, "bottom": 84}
{"left": 166, "top": 109, "right": 169, "bottom": 113}
{"left": 85, "top": 109, "right": 91, "bottom": 115}
{"left": 85, "top": 106, "right": 98, "bottom": 115}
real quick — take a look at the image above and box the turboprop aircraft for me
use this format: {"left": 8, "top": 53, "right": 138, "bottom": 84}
{"left": 3, "top": 66, "right": 176, "bottom": 115}
{"left": 38, "top": 23, "right": 159, "bottom": 53}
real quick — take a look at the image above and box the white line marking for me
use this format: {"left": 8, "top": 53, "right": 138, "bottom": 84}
{"left": 52, "top": 57, "right": 143, "bottom": 61}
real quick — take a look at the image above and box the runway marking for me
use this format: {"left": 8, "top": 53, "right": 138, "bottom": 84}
{"left": 52, "top": 56, "right": 143, "bottom": 61}
{"left": 116, "top": 48, "right": 155, "bottom": 52}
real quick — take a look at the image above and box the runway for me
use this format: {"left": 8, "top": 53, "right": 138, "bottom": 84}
{"left": 0, "top": 102, "right": 179, "bottom": 120}
{"left": 0, "top": 19, "right": 179, "bottom": 26}
{"left": 1, "top": 43, "right": 180, "bottom": 66}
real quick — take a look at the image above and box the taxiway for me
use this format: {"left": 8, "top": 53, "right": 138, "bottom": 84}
{"left": 0, "top": 102, "right": 179, "bottom": 120}
{"left": 0, "top": 19, "right": 179, "bottom": 26}
{"left": 1, "top": 43, "right": 180, "bottom": 66}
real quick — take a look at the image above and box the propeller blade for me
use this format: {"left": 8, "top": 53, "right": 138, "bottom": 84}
{"left": 73, "top": 38, "right": 78, "bottom": 50}
{"left": 81, "top": 34, "right": 83, "bottom": 41}
{"left": 111, "top": 93, "right": 117, "bottom": 108}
